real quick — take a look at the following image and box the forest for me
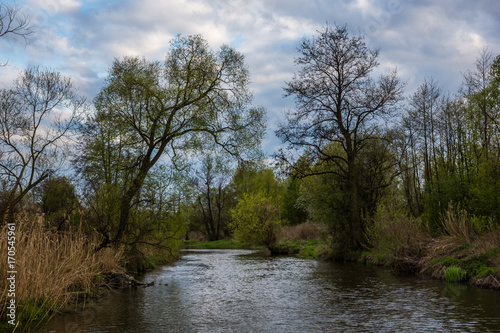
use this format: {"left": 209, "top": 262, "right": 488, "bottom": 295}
{"left": 1, "top": 6, "right": 500, "bottom": 329}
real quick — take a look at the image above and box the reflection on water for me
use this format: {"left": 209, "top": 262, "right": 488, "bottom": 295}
{"left": 36, "top": 249, "right": 500, "bottom": 332}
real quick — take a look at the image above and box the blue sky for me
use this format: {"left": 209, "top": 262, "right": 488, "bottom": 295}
{"left": 1, "top": 0, "right": 500, "bottom": 155}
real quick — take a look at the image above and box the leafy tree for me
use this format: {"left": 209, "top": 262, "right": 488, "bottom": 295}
{"left": 78, "top": 34, "right": 265, "bottom": 249}
{"left": 276, "top": 24, "right": 404, "bottom": 250}
{"left": 280, "top": 176, "right": 308, "bottom": 225}
{"left": 0, "top": 67, "right": 85, "bottom": 220}
{"left": 39, "top": 176, "right": 80, "bottom": 230}
{"left": 231, "top": 161, "right": 280, "bottom": 203}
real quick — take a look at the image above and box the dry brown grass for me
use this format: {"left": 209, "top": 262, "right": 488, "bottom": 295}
{"left": 0, "top": 212, "right": 123, "bottom": 330}
{"left": 419, "top": 226, "right": 500, "bottom": 285}
{"left": 365, "top": 202, "right": 428, "bottom": 272}
{"left": 442, "top": 202, "right": 474, "bottom": 243}
{"left": 279, "top": 221, "right": 322, "bottom": 241}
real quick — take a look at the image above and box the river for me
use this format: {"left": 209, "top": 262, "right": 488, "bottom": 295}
{"left": 36, "top": 249, "right": 500, "bottom": 332}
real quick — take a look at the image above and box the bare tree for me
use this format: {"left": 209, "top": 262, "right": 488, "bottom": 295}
{"left": 192, "top": 154, "right": 231, "bottom": 241}
{"left": 0, "top": 67, "right": 85, "bottom": 219}
{"left": 0, "top": 2, "right": 34, "bottom": 66}
{"left": 276, "top": 24, "right": 404, "bottom": 250}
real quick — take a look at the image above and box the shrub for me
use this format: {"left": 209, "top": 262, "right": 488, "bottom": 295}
{"left": 442, "top": 258, "right": 461, "bottom": 267}
{"left": 442, "top": 202, "right": 472, "bottom": 243}
{"left": 229, "top": 193, "right": 281, "bottom": 247}
{"left": 280, "top": 221, "right": 319, "bottom": 241}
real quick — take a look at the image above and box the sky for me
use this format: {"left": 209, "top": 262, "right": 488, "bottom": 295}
{"left": 1, "top": 0, "right": 500, "bottom": 156}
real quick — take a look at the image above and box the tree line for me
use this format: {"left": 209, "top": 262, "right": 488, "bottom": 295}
{"left": 1, "top": 16, "right": 499, "bottom": 261}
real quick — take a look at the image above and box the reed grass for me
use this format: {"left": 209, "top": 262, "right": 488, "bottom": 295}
{"left": 0, "top": 212, "right": 123, "bottom": 331}
{"left": 442, "top": 202, "right": 473, "bottom": 243}
{"left": 444, "top": 266, "right": 468, "bottom": 283}
{"left": 279, "top": 221, "right": 321, "bottom": 241}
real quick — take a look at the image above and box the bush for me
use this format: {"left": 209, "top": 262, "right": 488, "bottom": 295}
{"left": 279, "top": 221, "right": 319, "bottom": 241}
{"left": 442, "top": 202, "right": 474, "bottom": 243}
{"left": 229, "top": 193, "right": 281, "bottom": 247}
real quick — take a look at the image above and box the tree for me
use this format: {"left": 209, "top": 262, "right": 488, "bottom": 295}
{"left": 191, "top": 154, "right": 231, "bottom": 241}
{"left": 276, "top": 24, "right": 404, "bottom": 251}
{"left": 0, "top": 67, "right": 85, "bottom": 220}
{"left": 79, "top": 35, "right": 265, "bottom": 249}
{"left": 0, "top": 2, "right": 33, "bottom": 66}
{"left": 39, "top": 176, "right": 80, "bottom": 230}
{"left": 280, "top": 175, "right": 308, "bottom": 225}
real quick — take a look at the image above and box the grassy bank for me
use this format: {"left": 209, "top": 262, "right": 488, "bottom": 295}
{"left": 361, "top": 204, "right": 500, "bottom": 289}
{"left": 1, "top": 213, "right": 123, "bottom": 331}
{"left": 270, "top": 221, "right": 332, "bottom": 259}
{"left": 182, "top": 222, "right": 331, "bottom": 259}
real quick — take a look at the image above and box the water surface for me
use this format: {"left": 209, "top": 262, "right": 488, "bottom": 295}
{"left": 37, "top": 249, "right": 500, "bottom": 332}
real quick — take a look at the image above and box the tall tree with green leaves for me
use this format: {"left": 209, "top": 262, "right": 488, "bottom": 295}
{"left": 78, "top": 35, "right": 265, "bottom": 250}
{"left": 276, "top": 24, "right": 404, "bottom": 251}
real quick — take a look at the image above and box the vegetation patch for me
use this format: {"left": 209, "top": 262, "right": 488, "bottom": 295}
{"left": 0, "top": 213, "right": 124, "bottom": 330}
{"left": 442, "top": 258, "right": 461, "bottom": 267}
{"left": 444, "top": 266, "right": 468, "bottom": 283}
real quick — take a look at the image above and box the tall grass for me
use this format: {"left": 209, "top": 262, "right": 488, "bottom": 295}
{"left": 0, "top": 212, "right": 123, "bottom": 330}
{"left": 279, "top": 221, "right": 321, "bottom": 241}
{"left": 442, "top": 202, "right": 473, "bottom": 243}
{"left": 366, "top": 202, "right": 426, "bottom": 268}
{"left": 444, "top": 266, "right": 468, "bottom": 283}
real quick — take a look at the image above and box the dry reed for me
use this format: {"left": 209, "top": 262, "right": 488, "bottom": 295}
{"left": 0, "top": 212, "right": 123, "bottom": 330}
{"left": 279, "top": 221, "right": 321, "bottom": 241}
{"left": 442, "top": 202, "right": 473, "bottom": 243}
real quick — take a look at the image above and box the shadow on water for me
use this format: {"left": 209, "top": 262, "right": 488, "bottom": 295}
{"left": 35, "top": 249, "right": 500, "bottom": 332}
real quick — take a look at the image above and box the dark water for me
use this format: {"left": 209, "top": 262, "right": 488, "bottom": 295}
{"left": 36, "top": 249, "right": 500, "bottom": 332}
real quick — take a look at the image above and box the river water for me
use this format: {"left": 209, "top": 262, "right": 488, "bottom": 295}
{"left": 37, "top": 249, "right": 500, "bottom": 332}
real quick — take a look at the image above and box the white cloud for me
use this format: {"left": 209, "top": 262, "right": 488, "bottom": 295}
{"left": 2, "top": 0, "right": 500, "bottom": 154}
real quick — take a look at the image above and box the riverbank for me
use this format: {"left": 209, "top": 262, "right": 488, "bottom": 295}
{"left": 359, "top": 206, "right": 500, "bottom": 290}
{"left": 0, "top": 213, "right": 172, "bottom": 332}
{"left": 183, "top": 219, "right": 500, "bottom": 291}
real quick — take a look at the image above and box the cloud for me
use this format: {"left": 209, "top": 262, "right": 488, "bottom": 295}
{"left": 2, "top": 0, "right": 499, "bottom": 155}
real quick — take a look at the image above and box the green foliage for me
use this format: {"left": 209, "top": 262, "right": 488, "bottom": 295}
{"left": 40, "top": 176, "right": 80, "bottom": 230}
{"left": 476, "top": 266, "right": 499, "bottom": 278}
{"left": 364, "top": 200, "right": 425, "bottom": 270}
{"left": 77, "top": 34, "right": 265, "bottom": 252}
{"left": 442, "top": 258, "right": 461, "bottom": 267}
{"left": 231, "top": 162, "right": 280, "bottom": 203}
{"left": 463, "top": 256, "right": 493, "bottom": 277}
{"left": 229, "top": 193, "right": 281, "bottom": 247}
{"left": 444, "top": 266, "right": 468, "bottom": 283}
{"left": 280, "top": 176, "right": 308, "bottom": 225}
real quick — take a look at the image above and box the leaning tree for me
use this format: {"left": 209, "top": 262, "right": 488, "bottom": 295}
{"left": 78, "top": 35, "right": 265, "bottom": 250}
